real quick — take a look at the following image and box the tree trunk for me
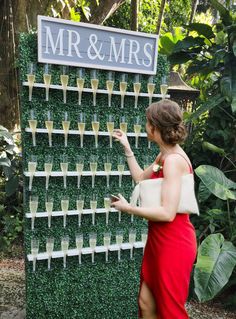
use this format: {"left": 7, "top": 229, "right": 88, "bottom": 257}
{"left": 156, "top": 0, "right": 167, "bottom": 35}
{"left": 130, "top": 0, "right": 139, "bottom": 31}
{"left": 189, "top": 0, "right": 199, "bottom": 24}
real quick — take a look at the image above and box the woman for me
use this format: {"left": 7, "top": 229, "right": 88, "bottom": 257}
{"left": 112, "top": 99, "right": 197, "bottom": 319}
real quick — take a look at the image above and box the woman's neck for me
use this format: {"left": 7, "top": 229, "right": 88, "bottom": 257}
{"left": 159, "top": 144, "right": 180, "bottom": 156}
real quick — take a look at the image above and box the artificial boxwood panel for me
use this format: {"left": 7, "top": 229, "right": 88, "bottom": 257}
{"left": 19, "top": 32, "right": 169, "bottom": 319}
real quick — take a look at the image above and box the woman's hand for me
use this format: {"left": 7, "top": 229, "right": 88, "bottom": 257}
{"left": 111, "top": 194, "right": 131, "bottom": 213}
{"left": 113, "top": 129, "right": 131, "bottom": 151}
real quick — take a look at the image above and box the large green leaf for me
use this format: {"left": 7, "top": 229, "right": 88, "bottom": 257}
{"left": 158, "top": 36, "right": 176, "bottom": 56}
{"left": 220, "top": 76, "right": 231, "bottom": 102}
{"left": 195, "top": 165, "right": 236, "bottom": 200}
{"left": 185, "top": 23, "right": 215, "bottom": 39}
{"left": 5, "top": 175, "right": 19, "bottom": 197}
{"left": 194, "top": 233, "right": 236, "bottom": 302}
{"left": 173, "top": 36, "right": 205, "bottom": 53}
{"left": 230, "top": 59, "right": 236, "bottom": 113}
{"left": 210, "top": 0, "right": 232, "bottom": 26}
{"left": 198, "top": 181, "right": 211, "bottom": 203}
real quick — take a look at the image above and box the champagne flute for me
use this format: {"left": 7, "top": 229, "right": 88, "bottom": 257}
{"left": 103, "top": 231, "right": 111, "bottom": 262}
{"left": 76, "top": 155, "right": 84, "bottom": 189}
{"left": 45, "top": 194, "right": 53, "bottom": 228}
{"left": 106, "top": 71, "right": 115, "bottom": 107}
{"left": 117, "top": 155, "right": 125, "bottom": 188}
{"left": 44, "top": 155, "right": 53, "bottom": 190}
{"left": 60, "top": 66, "right": 69, "bottom": 104}
{"left": 133, "top": 74, "right": 141, "bottom": 108}
{"left": 61, "top": 235, "right": 69, "bottom": 269}
{"left": 92, "top": 113, "right": 100, "bottom": 148}
{"left": 60, "top": 154, "right": 69, "bottom": 189}
{"left": 106, "top": 114, "right": 114, "bottom": 148}
{"left": 147, "top": 75, "right": 155, "bottom": 105}
{"left": 27, "top": 62, "right": 36, "bottom": 102}
{"left": 45, "top": 110, "right": 53, "bottom": 147}
{"left": 77, "top": 112, "right": 86, "bottom": 148}
{"left": 76, "top": 194, "right": 84, "bottom": 227}
{"left": 90, "top": 193, "right": 97, "bottom": 225}
{"left": 29, "top": 195, "right": 38, "bottom": 230}
{"left": 76, "top": 68, "right": 85, "bottom": 105}
{"left": 61, "top": 195, "right": 69, "bottom": 228}
{"left": 119, "top": 115, "right": 128, "bottom": 134}
{"left": 143, "top": 155, "right": 151, "bottom": 170}
{"left": 89, "top": 232, "right": 97, "bottom": 264}
{"left": 43, "top": 64, "right": 51, "bottom": 101}
{"left": 104, "top": 154, "right": 112, "bottom": 188}
{"left": 76, "top": 233, "right": 83, "bottom": 264}
{"left": 28, "top": 109, "right": 37, "bottom": 147}
{"left": 90, "top": 69, "right": 99, "bottom": 106}
{"left": 90, "top": 155, "right": 98, "bottom": 189}
{"left": 28, "top": 155, "right": 37, "bottom": 191}
{"left": 104, "top": 194, "right": 111, "bottom": 225}
{"left": 119, "top": 73, "right": 128, "bottom": 108}
{"left": 46, "top": 237, "right": 54, "bottom": 270}
{"left": 133, "top": 116, "right": 142, "bottom": 149}
{"left": 31, "top": 238, "right": 39, "bottom": 272}
{"left": 116, "top": 230, "right": 123, "bottom": 262}
{"left": 62, "top": 111, "right": 70, "bottom": 147}
{"left": 160, "top": 76, "right": 168, "bottom": 99}
{"left": 129, "top": 228, "right": 136, "bottom": 259}
{"left": 141, "top": 228, "right": 148, "bottom": 254}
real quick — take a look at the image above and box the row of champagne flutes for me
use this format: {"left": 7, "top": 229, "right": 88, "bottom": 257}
{"left": 26, "top": 63, "right": 169, "bottom": 106}
{"left": 29, "top": 191, "right": 132, "bottom": 229}
{"left": 27, "top": 152, "right": 139, "bottom": 190}
{"left": 28, "top": 110, "right": 146, "bottom": 148}
{"left": 30, "top": 228, "right": 148, "bottom": 271}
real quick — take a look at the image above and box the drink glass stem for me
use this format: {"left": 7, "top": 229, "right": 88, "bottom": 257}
{"left": 130, "top": 247, "right": 134, "bottom": 259}
{"left": 29, "top": 85, "right": 33, "bottom": 102}
{"left": 121, "top": 94, "right": 125, "bottom": 108}
{"left": 63, "top": 89, "right": 67, "bottom": 104}
{"left": 31, "top": 216, "right": 35, "bottom": 230}
{"left": 33, "top": 257, "right": 36, "bottom": 272}
{"left": 48, "top": 133, "right": 52, "bottom": 147}
{"left": 135, "top": 135, "right": 139, "bottom": 149}
{"left": 108, "top": 93, "right": 112, "bottom": 107}
{"left": 46, "top": 175, "right": 50, "bottom": 190}
{"left": 94, "top": 134, "right": 98, "bottom": 148}
{"left": 106, "top": 211, "right": 109, "bottom": 225}
{"left": 118, "top": 249, "right": 121, "bottom": 262}
{"left": 64, "top": 133, "right": 68, "bottom": 147}
{"left": 63, "top": 214, "right": 67, "bottom": 228}
{"left": 80, "top": 134, "right": 84, "bottom": 148}
{"left": 92, "top": 174, "right": 95, "bottom": 188}
{"left": 118, "top": 211, "right": 121, "bottom": 223}
{"left": 91, "top": 251, "right": 95, "bottom": 264}
{"left": 29, "top": 175, "right": 33, "bottom": 191}
{"left": 78, "top": 213, "right": 82, "bottom": 227}
{"left": 105, "top": 249, "right": 109, "bottom": 262}
{"left": 48, "top": 214, "right": 52, "bottom": 228}
{"left": 77, "top": 174, "right": 81, "bottom": 188}
{"left": 48, "top": 256, "right": 51, "bottom": 270}
{"left": 106, "top": 174, "right": 110, "bottom": 188}
{"left": 63, "top": 175, "right": 67, "bottom": 189}
{"left": 92, "top": 211, "right": 95, "bottom": 225}
{"left": 78, "top": 252, "right": 82, "bottom": 264}
{"left": 46, "top": 86, "right": 49, "bottom": 101}
{"left": 63, "top": 254, "right": 67, "bottom": 268}
{"left": 119, "top": 174, "right": 122, "bottom": 188}
{"left": 78, "top": 90, "right": 82, "bottom": 105}
{"left": 109, "top": 135, "right": 113, "bottom": 148}
{"left": 32, "top": 132, "right": 36, "bottom": 147}
{"left": 134, "top": 95, "right": 138, "bottom": 108}
{"left": 93, "top": 92, "right": 96, "bottom": 106}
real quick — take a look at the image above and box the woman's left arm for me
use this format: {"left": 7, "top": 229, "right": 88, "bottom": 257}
{"left": 111, "top": 155, "right": 183, "bottom": 222}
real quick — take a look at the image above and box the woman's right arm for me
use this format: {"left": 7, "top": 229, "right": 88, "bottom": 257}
{"left": 113, "top": 129, "right": 158, "bottom": 182}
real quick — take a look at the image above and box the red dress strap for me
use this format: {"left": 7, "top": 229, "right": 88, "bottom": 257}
{"left": 162, "top": 152, "right": 193, "bottom": 174}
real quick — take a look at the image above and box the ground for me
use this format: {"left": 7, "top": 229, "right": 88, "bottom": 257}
{"left": 0, "top": 258, "right": 236, "bottom": 319}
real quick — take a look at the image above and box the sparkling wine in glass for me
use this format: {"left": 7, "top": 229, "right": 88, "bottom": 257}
{"left": 106, "top": 114, "right": 114, "bottom": 148}
{"left": 129, "top": 228, "right": 136, "bottom": 259}
{"left": 147, "top": 75, "right": 155, "bottom": 105}
{"left": 89, "top": 232, "right": 97, "bottom": 264}
{"left": 30, "top": 195, "right": 38, "bottom": 230}
{"left": 103, "top": 231, "right": 111, "bottom": 262}
{"left": 119, "top": 115, "right": 128, "bottom": 134}
{"left": 77, "top": 112, "right": 86, "bottom": 148}
{"left": 76, "top": 68, "right": 85, "bottom": 105}
{"left": 104, "top": 154, "right": 112, "bottom": 188}
{"left": 141, "top": 228, "right": 148, "bottom": 254}
{"left": 92, "top": 113, "right": 100, "bottom": 148}
{"left": 60, "top": 154, "right": 69, "bottom": 189}
{"left": 106, "top": 71, "right": 115, "bottom": 107}
{"left": 62, "top": 111, "right": 70, "bottom": 147}
{"left": 134, "top": 116, "right": 142, "bottom": 149}
{"left": 76, "top": 233, "right": 83, "bottom": 264}
{"left": 27, "top": 62, "right": 36, "bottom": 102}
{"left": 90, "top": 69, "right": 99, "bottom": 106}
{"left": 119, "top": 73, "right": 128, "bottom": 108}
{"left": 90, "top": 155, "right": 98, "bottom": 189}
{"left": 117, "top": 155, "right": 125, "bottom": 188}
{"left": 31, "top": 238, "right": 39, "bottom": 272}
{"left": 76, "top": 194, "right": 84, "bottom": 227}
{"left": 90, "top": 193, "right": 97, "bottom": 226}
{"left": 61, "top": 195, "right": 69, "bottom": 228}
{"left": 45, "top": 110, "right": 53, "bottom": 147}
{"left": 133, "top": 74, "right": 141, "bottom": 108}
{"left": 44, "top": 155, "right": 53, "bottom": 190}
{"left": 60, "top": 66, "right": 69, "bottom": 104}
{"left": 43, "top": 64, "right": 51, "bottom": 101}
{"left": 28, "top": 155, "right": 37, "bottom": 191}
{"left": 46, "top": 237, "right": 54, "bottom": 270}
{"left": 61, "top": 235, "right": 69, "bottom": 269}
{"left": 160, "top": 76, "right": 168, "bottom": 99}
{"left": 45, "top": 194, "right": 53, "bottom": 228}
{"left": 116, "top": 230, "right": 124, "bottom": 262}
{"left": 76, "top": 155, "right": 84, "bottom": 189}
{"left": 28, "top": 109, "right": 37, "bottom": 147}
{"left": 104, "top": 194, "right": 111, "bottom": 225}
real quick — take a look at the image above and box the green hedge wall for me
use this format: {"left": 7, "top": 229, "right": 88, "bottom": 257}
{"left": 19, "top": 32, "right": 169, "bottom": 319}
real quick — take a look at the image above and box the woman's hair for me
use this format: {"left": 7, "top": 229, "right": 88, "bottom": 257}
{"left": 146, "top": 99, "right": 187, "bottom": 145}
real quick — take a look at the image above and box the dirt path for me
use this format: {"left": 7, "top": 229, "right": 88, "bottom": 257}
{"left": 0, "top": 258, "right": 235, "bottom": 319}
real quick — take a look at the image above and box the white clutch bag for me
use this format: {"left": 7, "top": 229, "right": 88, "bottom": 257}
{"left": 130, "top": 174, "right": 199, "bottom": 215}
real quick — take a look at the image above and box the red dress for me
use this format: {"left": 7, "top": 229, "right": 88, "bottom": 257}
{"left": 139, "top": 159, "right": 197, "bottom": 319}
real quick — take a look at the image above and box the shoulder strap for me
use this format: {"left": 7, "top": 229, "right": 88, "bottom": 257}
{"left": 163, "top": 153, "right": 193, "bottom": 173}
